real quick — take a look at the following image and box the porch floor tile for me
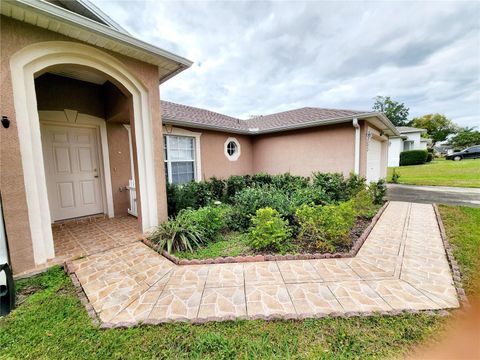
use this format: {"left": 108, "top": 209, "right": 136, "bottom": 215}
{"left": 50, "top": 215, "right": 141, "bottom": 265}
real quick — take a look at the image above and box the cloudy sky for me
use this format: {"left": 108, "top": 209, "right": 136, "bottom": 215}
{"left": 97, "top": 0, "right": 479, "bottom": 127}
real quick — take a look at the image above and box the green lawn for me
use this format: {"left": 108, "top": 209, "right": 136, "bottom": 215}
{"left": 1, "top": 206, "right": 479, "bottom": 359}
{"left": 387, "top": 158, "right": 480, "bottom": 188}
{"left": 438, "top": 205, "right": 480, "bottom": 296}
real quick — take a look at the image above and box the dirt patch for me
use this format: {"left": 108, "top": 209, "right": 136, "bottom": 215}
{"left": 16, "top": 284, "right": 44, "bottom": 306}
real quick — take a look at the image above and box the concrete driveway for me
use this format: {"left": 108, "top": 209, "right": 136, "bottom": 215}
{"left": 387, "top": 184, "right": 480, "bottom": 208}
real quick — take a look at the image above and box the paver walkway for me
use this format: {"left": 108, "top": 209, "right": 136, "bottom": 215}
{"left": 69, "top": 202, "right": 459, "bottom": 325}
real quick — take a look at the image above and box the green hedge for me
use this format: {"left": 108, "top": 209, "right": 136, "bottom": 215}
{"left": 426, "top": 153, "right": 433, "bottom": 162}
{"left": 399, "top": 150, "right": 428, "bottom": 166}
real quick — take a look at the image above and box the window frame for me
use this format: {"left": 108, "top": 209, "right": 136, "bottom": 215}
{"left": 224, "top": 137, "right": 241, "bottom": 161}
{"left": 163, "top": 126, "right": 202, "bottom": 184}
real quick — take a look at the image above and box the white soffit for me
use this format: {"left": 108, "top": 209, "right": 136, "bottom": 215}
{"left": 1, "top": 0, "right": 193, "bottom": 83}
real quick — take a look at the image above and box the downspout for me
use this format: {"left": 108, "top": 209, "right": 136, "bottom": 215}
{"left": 352, "top": 118, "right": 360, "bottom": 175}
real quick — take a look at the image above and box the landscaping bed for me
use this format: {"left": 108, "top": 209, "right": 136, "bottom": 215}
{"left": 147, "top": 172, "right": 387, "bottom": 262}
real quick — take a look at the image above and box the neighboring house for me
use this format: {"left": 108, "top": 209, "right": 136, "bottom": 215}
{"left": 388, "top": 126, "right": 430, "bottom": 167}
{"left": 0, "top": 0, "right": 398, "bottom": 275}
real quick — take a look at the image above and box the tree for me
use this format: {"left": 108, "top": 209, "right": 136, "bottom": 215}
{"left": 409, "top": 114, "right": 459, "bottom": 145}
{"left": 447, "top": 127, "right": 480, "bottom": 149}
{"left": 372, "top": 96, "right": 409, "bottom": 126}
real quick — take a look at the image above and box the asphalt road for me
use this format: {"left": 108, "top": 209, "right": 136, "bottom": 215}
{"left": 386, "top": 184, "right": 480, "bottom": 208}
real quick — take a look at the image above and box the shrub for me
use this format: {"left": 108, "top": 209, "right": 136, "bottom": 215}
{"left": 391, "top": 169, "right": 400, "bottom": 184}
{"left": 369, "top": 179, "right": 387, "bottom": 205}
{"left": 351, "top": 190, "right": 378, "bottom": 219}
{"left": 426, "top": 153, "right": 433, "bottom": 162}
{"left": 312, "top": 172, "right": 347, "bottom": 201}
{"left": 166, "top": 182, "right": 179, "bottom": 216}
{"left": 225, "top": 175, "right": 250, "bottom": 202}
{"left": 248, "top": 208, "right": 292, "bottom": 252}
{"left": 149, "top": 212, "right": 203, "bottom": 253}
{"left": 290, "top": 186, "right": 331, "bottom": 208}
{"left": 208, "top": 177, "right": 226, "bottom": 201}
{"left": 232, "top": 186, "right": 291, "bottom": 230}
{"left": 251, "top": 173, "right": 273, "bottom": 187}
{"left": 399, "top": 150, "right": 428, "bottom": 166}
{"left": 295, "top": 202, "right": 356, "bottom": 252}
{"left": 179, "top": 205, "right": 226, "bottom": 242}
{"left": 166, "top": 181, "right": 214, "bottom": 216}
{"left": 345, "top": 173, "right": 367, "bottom": 198}
{"left": 271, "top": 173, "right": 310, "bottom": 192}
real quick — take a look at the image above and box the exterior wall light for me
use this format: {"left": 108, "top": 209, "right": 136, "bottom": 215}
{"left": 1, "top": 116, "right": 10, "bottom": 129}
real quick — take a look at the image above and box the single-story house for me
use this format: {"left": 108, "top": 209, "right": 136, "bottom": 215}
{"left": 0, "top": 0, "right": 398, "bottom": 275}
{"left": 160, "top": 101, "right": 399, "bottom": 184}
{"left": 388, "top": 126, "right": 430, "bottom": 167}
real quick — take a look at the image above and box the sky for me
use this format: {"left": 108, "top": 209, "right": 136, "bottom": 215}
{"left": 96, "top": 0, "right": 480, "bottom": 127}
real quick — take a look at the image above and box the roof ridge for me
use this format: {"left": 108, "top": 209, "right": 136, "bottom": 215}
{"left": 161, "top": 100, "right": 242, "bottom": 122}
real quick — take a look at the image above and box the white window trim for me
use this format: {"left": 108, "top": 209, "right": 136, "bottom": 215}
{"left": 163, "top": 126, "right": 202, "bottom": 182}
{"left": 224, "top": 137, "right": 241, "bottom": 161}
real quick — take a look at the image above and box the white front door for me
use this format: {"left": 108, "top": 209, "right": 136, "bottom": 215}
{"left": 366, "top": 138, "right": 382, "bottom": 183}
{"left": 41, "top": 124, "right": 104, "bottom": 221}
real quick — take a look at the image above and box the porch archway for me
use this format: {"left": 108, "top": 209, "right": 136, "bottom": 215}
{"left": 10, "top": 41, "right": 159, "bottom": 265}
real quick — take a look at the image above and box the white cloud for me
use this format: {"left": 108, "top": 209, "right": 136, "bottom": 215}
{"left": 96, "top": 0, "right": 480, "bottom": 127}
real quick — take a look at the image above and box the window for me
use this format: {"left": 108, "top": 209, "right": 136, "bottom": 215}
{"left": 403, "top": 140, "right": 414, "bottom": 151}
{"left": 224, "top": 137, "right": 241, "bottom": 161}
{"left": 227, "top": 141, "right": 237, "bottom": 156}
{"left": 164, "top": 135, "right": 196, "bottom": 184}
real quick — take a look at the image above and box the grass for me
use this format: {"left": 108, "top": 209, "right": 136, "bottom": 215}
{"left": 387, "top": 158, "right": 480, "bottom": 188}
{"left": 1, "top": 205, "right": 478, "bottom": 359}
{"left": 173, "top": 232, "right": 251, "bottom": 260}
{"left": 0, "top": 266, "right": 446, "bottom": 360}
{"left": 438, "top": 205, "right": 480, "bottom": 297}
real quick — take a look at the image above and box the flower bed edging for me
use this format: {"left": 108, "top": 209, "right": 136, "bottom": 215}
{"left": 433, "top": 204, "right": 470, "bottom": 309}
{"left": 143, "top": 201, "right": 390, "bottom": 265}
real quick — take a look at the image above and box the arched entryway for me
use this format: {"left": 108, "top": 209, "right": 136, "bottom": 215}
{"left": 9, "top": 41, "right": 160, "bottom": 266}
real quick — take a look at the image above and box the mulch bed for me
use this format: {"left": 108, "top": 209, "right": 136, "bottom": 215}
{"left": 143, "top": 202, "right": 389, "bottom": 265}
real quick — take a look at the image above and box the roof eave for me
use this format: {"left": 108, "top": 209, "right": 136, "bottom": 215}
{"left": 163, "top": 112, "right": 401, "bottom": 136}
{"left": 251, "top": 112, "right": 401, "bottom": 136}
{"left": 3, "top": 0, "right": 193, "bottom": 83}
{"left": 358, "top": 112, "right": 401, "bottom": 136}
{"left": 162, "top": 119, "right": 248, "bottom": 134}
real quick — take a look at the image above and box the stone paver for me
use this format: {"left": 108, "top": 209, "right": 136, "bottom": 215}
{"left": 69, "top": 202, "right": 460, "bottom": 324}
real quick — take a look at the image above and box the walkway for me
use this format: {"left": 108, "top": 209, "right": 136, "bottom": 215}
{"left": 387, "top": 184, "right": 480, "bottom": 208}
{"left": 69, "top": 202, "right": 459, "bottom": 325}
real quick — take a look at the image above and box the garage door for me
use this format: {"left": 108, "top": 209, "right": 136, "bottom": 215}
{"left": 366, "top": 138, "right": 382, "bottom": 183}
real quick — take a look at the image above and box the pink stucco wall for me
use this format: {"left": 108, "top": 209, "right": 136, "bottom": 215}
{"left": 252, "top": 123, "right": 356, "bottom": 177}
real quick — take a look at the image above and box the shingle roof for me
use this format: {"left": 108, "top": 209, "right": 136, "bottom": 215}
{"left": 161, "top": 101, "right": 247, "bottom": 132}
{"left": 161, "top": 101, "right": 372, "bottom": 134}
{"left": 396, "top": 126, "right": 427, "bottom": 134}
{"left": 246, "top": 107, "right": 367, "bottom": 132}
